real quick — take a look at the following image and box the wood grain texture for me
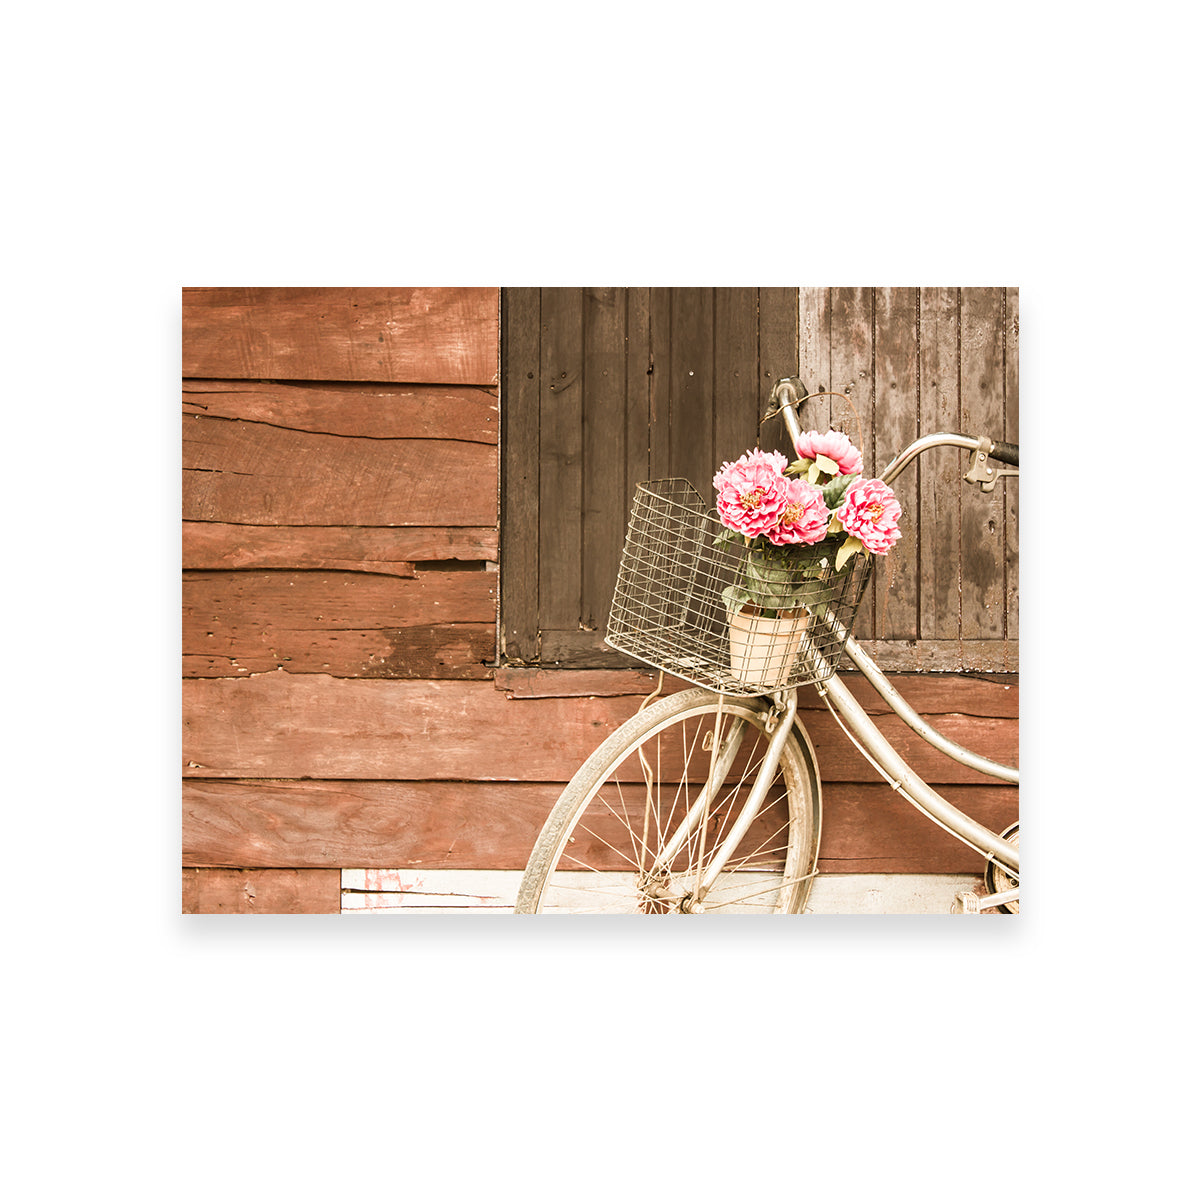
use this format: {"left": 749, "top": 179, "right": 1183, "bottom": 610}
{"left": 183, "top": 569, "right": 497, "bottom": 677}
{"left": 182, "top": 379, "right": 498, "bottom": 442}
{"left": 183, "top": 777, "right": 1015, "bottom": 875}
{"left": 182, "top": 675, "right": 1016, "bottom": 784}
{"left": 181, "top": 867, "right": 340, "bottom": 914}
{"left": 183, "top": 523, "right": 497, "bottom": 574}
{"left": 183, "top": 415, "right": 498, "bottom": 526}
{"left": 182, "top": 287, "right": 499, "bottom": 385}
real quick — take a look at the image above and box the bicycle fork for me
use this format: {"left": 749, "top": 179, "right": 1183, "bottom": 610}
{"left": 641, "top": 691, "right": 799, "bottom": 912}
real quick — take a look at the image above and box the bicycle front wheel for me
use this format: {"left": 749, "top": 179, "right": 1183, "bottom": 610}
{"left": 514, "top": 688, "right": 822, "bottom": 914}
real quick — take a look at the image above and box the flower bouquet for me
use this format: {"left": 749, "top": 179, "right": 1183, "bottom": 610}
{"left": 713, "top": 430, "right": 902, "bottom": 687}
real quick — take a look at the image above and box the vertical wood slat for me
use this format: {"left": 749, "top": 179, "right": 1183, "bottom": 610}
{"left": 873, "top": 288, "right": 920, "bottom": 642}
{"left": 669, "top": 287, "right": 716, "bottom": 489}
{"left": 757, "top": 288, "right": 800, "bottom": 461}
{"left": 648, "top": 289, "right": 673, "bottom": 480}
{"left": 713, "top": 287, "right": 760, "bottom": 464}
{"left": 959, "top": 288, "right": 1006, "bottom": 639}
{"left": 796, "top": 287, "right": 832, "bottom": 433}
{"left": 538, "top": 289, "right": 585, "bottom": 633}
{"left": 625, "top": 288, "right": 653, "bottom": 504}
{"left": 500, "top": 288, "right": 541, "bottom": 662}
{"left": 919, "top": 287, "right": 963, "bottom": 643}
{"left": 1005, "top": 288, "right": 1019, "bottom": 643}
{"left": 829, "top": 288, "right": 876, "bottom": 637}
{"left": 581, "top": 288, "right": 628, "bottom": 630}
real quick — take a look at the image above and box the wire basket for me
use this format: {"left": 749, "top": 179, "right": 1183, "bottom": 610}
{"left": 605, "top": 479, "right": 873, "bottom": 697}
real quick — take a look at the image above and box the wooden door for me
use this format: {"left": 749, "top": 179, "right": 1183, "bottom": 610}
{"left": 500, "top": 287, "right": 1018, "bottom": 672}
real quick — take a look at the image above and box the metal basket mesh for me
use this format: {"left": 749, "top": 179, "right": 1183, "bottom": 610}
{"left": 605, "top": 479, "right": 873, "bottom": 697}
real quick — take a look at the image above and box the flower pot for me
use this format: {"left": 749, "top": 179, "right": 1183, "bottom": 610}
{"left": 727, "top": 608, "right": 810, "bottom": 688}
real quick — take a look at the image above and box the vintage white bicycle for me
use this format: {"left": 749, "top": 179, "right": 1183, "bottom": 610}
{"left": 514, "top": 379, "right": 1019, "bottom": 915}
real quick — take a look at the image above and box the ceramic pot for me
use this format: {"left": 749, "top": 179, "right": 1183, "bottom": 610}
{"left": 727, "top": 608, "right": 809, "bottom": 688}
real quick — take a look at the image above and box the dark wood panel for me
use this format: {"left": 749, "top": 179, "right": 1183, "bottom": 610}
{"left": 181, "top": 867, "right": 340, "bottom": 914}
{"left": 182, "top": 287, "right": 499, "bottom": 385}
{"left": 183, "top": 675, "right": 1016, "bottom": 784}
{"left": 182, "top": 778, "right": 1015, "bottom": 876}
{"left": 581, "top": 288, "right": 629, "bottom": 632}
{"left": 183, "top": 415, "right": 497, "bottom": 526}
{"left": 183, "top": 523, "right": 498, "bottom": 574}
{"left": 182, "top": 379, "right": 498, "bottom": 442}
{"left": 538, "top": 288, "right": 584, "bottom": 632}
{"left": 669, "top": 287, "right": 716, "bottom": 489}
{"left": 499, "top": 287, "right": 541, "bottom": 662}
{"left": 183, "top": 569, "right": 496, "bottom": 678}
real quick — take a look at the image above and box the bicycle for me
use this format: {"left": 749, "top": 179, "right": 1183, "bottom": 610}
{"left": 513, "top": 379, "right": 1019, "bottom": 915}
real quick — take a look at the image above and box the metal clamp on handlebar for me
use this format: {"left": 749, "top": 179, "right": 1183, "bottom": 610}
{"left": 964, "top": 436, "right": 1018, "bottom": 493}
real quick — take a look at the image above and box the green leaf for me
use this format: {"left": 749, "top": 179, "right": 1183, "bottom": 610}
{"left": 835, "top": 537, "right": 863, "bottom": 571}
{"left": 827, "top": 511, "right": 844, "bottom": 535}
{"left": 806, "top": 462, "right": 821, "bottom": 484}
{"left": 821, "top": 474, "right": 854, "bottom": 510}
{"left": 814, "top": 453, "right": 839, "bottom": 476}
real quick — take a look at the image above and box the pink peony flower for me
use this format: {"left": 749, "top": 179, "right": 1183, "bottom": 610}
{"left": 793, "top": 429, "right": 864, "bottom": 477}
{"left": 765, "top": 478, "right": 830, "bottom": 546}
{"left": 713, "top": 449, "right": 789, "bottom": 538}
{"left": 838, "top": 477, "right": 902, "bottom": 553}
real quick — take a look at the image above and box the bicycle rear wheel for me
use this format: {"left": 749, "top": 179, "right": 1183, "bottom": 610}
{"left": 514, "top": 688, "right": 822, "bottom": 914}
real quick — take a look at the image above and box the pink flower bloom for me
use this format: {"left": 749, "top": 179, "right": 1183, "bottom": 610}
{"left": 793, "top": 429, "right": 864, "bottom": 477}
{"left": 765, "top": 478, "right": 830, "bottom": 546}
{"left": 713, "top": 449, "right": 789, "bottom": 537}
{"left": 839, "top": 477, "right": 902, "bottom": 553}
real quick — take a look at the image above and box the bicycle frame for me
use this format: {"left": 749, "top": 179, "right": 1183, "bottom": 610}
{"left": 657, "top": 380, "right": 1020, "bottom": 910}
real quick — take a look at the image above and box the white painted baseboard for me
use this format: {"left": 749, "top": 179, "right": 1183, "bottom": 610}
{"left": 341, "top": 869, "right": 1005, "bottom": 915}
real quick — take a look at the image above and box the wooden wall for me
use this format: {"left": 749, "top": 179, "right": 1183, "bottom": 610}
{"left": 182, "top": 287, "right": 1017, "bottom": 914}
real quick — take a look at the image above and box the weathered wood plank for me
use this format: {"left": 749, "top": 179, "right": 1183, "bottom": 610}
{"left": 181, "top": 867, "right": 340, "bottom": 914}
{"left": 339, "top": 870, "right": 1002, "bottom": 915}
{"left": 183, "top": 569, "right": 496, "bottom": 678}
{"left": 648, "top": 288, "right": 673, "bottom": 478}
{"left": 919, "top": 287, "right": 963, "bottom": 642}
{"left": 1005, "top": 287, "right": 1019, "bottom": 644}
{"left": 499, "top": 287, "right": 541, "bottom": 662}
{"left": 183, "top": 776, "right": 1014, "bottom": 874}
{"left": 184, "top": 780, "right": 561, "bottom": 870}
{"left": 183, "top": 523, "right": 497, "bottom": 574}
{"left": 538, "top": 288, "right": 584, "bottom": 632}
{"left": 183, "top": 416, "right": 497, "bottom": 526}
{"left": 624, "top": 288, "right": 653, "bottom": 497}
{"left": 669, "top": 287, "right": 716, "bottom": 489}
{"left": 182, "top": 675, "right": 1016, "bottom": 783}
{"left": 182, "top": 379, "right": 498, "bottom": 442}
{"left": 581, "top": 287, "right": 627, "bottom": 633}
{"left": 493, "top": 666, "right": 1019, "bottom": 717}
{"left": 959, "top": 287, "right": 1007, "bottom": 639}
{"left": 713, "top": 287, "right": 760, "bottom": 463}
{"left": 872, "top": 287, "right": 919, "bottom": 642}
{"left": 853, "top": 638, "right": 1019, "bottom": 673}
{"left": 796, "top": 287, "right": 831, "bottom": 429}
{"left": 182, "top": 287, "right": 499, "bottom": 385}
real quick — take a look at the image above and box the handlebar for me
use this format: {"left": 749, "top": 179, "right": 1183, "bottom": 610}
{"left": 767, "top": 378, "right": 1018, "bottom": 484}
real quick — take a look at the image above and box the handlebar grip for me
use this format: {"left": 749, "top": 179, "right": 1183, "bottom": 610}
{"left": 989, "top": 441, "right": 1019, "bottom": 467}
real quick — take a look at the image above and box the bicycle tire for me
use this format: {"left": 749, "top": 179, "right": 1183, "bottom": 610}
{"left": 514, "top": 687, "right": 822, "bottom": 914}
